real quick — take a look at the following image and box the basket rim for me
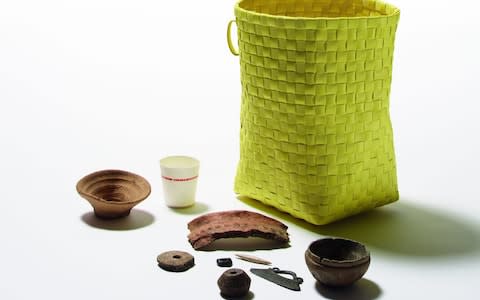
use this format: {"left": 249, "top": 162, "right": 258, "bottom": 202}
{"left": 234, "top": 0, "right": 400, "bottom": 21}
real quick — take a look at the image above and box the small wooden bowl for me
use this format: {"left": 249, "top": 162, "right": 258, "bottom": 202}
{"left": 76, "top": 169, "right": 151, "bottom": 219}
{"left": 305, "top": 238, "right": 370, "bottom": 287}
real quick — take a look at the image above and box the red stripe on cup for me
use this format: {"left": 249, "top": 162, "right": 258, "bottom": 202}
{"left": 162, "top": 175, "right": 198, "bottom": 182}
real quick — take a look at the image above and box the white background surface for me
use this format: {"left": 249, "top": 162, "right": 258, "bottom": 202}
{"left": 1, "top": 0, "right": 479, "bottom": 299}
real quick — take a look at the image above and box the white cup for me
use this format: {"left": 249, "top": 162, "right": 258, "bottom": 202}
{"left": 159, "top": 155, "right": 199, "bottom": 208}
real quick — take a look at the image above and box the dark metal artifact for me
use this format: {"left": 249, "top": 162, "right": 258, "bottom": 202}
{"left": 250, "top": 267, "right": 303, "bottom": 291}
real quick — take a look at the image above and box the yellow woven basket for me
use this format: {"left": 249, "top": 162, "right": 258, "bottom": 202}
{"left": 229, "top": 0, "right": 400, "bottom": 225}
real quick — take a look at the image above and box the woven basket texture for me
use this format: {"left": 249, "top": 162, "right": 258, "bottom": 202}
{"left": 233, "top": 0, "right": 400, "bottom": 225}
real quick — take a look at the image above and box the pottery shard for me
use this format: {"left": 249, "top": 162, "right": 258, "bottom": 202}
{"left": 187, "top": 210, "right": 289, "bottom": 250}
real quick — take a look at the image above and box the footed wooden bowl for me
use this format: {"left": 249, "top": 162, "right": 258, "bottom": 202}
{"left": 305, "top": 238, "right": 370, "bottom": 287}
{"left": 76, "top": 169, "right": 151, "bottom": 219}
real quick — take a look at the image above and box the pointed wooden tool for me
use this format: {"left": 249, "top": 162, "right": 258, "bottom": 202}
{"left": 235, "top": 254, "right": 272, "bottom": 265}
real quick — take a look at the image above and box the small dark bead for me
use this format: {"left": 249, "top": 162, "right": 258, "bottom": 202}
{"left": 217, "top": 258, "right": 233, "bottom": 267}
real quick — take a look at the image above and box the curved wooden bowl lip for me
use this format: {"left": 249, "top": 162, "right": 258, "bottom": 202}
{"left": 76, "top": 169, "right": 151, "bottom": 205}
{"left": 306, "top": 237, "right": 370, "bottom": 267}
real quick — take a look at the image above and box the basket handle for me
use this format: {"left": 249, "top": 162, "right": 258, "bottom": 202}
{"left": 227, "top": 20, "right": 239, "bottom": 56}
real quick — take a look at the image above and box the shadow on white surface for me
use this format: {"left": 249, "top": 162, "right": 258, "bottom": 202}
{"left": 238, "top": 196, "right": 480, "bottom": 257}
{"left": 220, "top": 291, "right": 255, "bottom": 300}
{"left": 81, "top": 209, "right": 155, "bottom": 230}
{"left": 315, "top": 278, "right": 381, "bottom": 300}
{"left": 168, "top": 202, "right": 209, "bottom": 215}
{"left": 200, "top": 237, "right": 290, "bottom": 252}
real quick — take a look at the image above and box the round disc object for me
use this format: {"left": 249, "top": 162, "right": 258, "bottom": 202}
{"left": 157, "top": 251, "right": 195, "bottom": 272}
